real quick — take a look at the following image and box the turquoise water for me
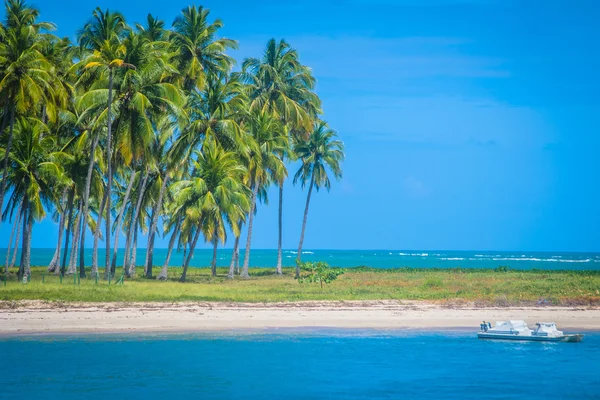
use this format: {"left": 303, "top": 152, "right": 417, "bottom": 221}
{"left": 5, "top": 248, "right": 600, "bottom": 270}
{"left": 1, "top": 330, "right": 598, "bottom": 399}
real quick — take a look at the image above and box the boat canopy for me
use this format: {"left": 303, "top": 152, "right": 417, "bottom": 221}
{"left": 495, "top": 320, "right": 528, "bottom": 329}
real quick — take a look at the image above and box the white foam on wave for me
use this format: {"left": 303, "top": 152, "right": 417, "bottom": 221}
{"left": 489, "top": 257, "right": 591, "bottom": 263}
{"left": 441, "top": 257, "right": 465, "bottom": 261}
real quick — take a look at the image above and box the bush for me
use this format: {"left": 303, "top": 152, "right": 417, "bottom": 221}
{"left": 297, "top": 261, "right": 344, "bottom": 288}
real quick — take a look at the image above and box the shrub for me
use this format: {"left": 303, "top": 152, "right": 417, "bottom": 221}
{"left": 297, "top": 261, "right": 344, "bottom": 288}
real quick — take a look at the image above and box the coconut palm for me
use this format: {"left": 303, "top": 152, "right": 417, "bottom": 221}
{"left": 144, "top": 117, "right": 185, "bottom": 278}
{"left": 0, "top": 0, "right": 56, "bottom": 218}
{"left": 293, "top": 122, "right": 344, "bottom": 276}
{"left": 239, "top": 109, "right": 287, "bottom": 279}
{"left": 171, "top": 139, "right": 249, "bottom": 282}
{"left": 107, "top": 28, "right": 184, "bottom": 275}
{"left": 0, "top": 117, "right": 66, "bottom": 279}
{"left": 76, "top": 7, "right": 130, "bottom": 278}
{"left": 237, "top": 38, "right": 321, "bottom": 274}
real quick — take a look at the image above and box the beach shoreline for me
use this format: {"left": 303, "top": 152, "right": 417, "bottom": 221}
{"left": 1, "top": 300, "right": 598, "bottom": 336}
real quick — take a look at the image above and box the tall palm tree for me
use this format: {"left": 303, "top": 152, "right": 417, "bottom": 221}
{"left": 1, "top": 117, "right": 66, "bottom": 279}
{"left": 237, "top": 38, "right": 321, "bottom": 274}
{"left": 171, "top": 139, "right": 249, "bottom": 282}
{"left": 293, "top": 122, "right": 344, "bottom": 276}
{"left": 76, "top": 7, "right": 130, "bottom": 278}
{"left": 239, "top": 109, "right": 287, "bottom": 279}
{"left": 145, "top": 117, "right": 184, "bottom": 278}
{"left": 0, "top": 0, "right": 56, "bottom": 218}
{"left": 107, "top": 28, "right": 184, "bottom": 275}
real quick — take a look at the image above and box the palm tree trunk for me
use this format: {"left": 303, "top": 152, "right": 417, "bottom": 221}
{"left": 67, "top": 200, "right": 83, "bottom": 275}
{"left": 105, "top": 69, "right": 114, "bottom": 279}
{"left": 130, "top": 224, "right": 138, "bottom": 275}
{"left": 227, "top": 236, "right": 238, "bottom": 279}
{"left": 211, "top": 237, "right": 218, "bottom": 277}
{"left": 276, "top": 183, "right": 283, "bottom": 275}
{"left": 296, "top": 173, "right": 315, "bottom": 277}
{"left": 18, "top": 206, "right": 34, "bottom": 282}
{"left": 17, "top": 203, "right": 29, "bottom": 281}
{"left": 0, "top": 105, "right": 16, "bottom": 219}
{"left": 157, "top": 218, "right": 180, "bottom": 281}
{"left": 228, "top": 221, "right": 243, "bottom": 279}
{"left": 125, "top": 170, "right": 149, "bottom": 277}
{"left": 10, "top": 212, "right": 22, "bottom": 270}
{"left": 110, "top": 171, "right": 136, "bottom": 272}
{"left": 235, "top": 236, "right": 240, "bottom": 275}
{"left": 180, "top": 228, "right": 201, "bottom": 282}
{"left": 240, "top": 185, "right": 258, "bottom": 279}
{"left": 143, "top": 204, "right": 156, "bottom": 277}
{"left": 61, "top": 189, "right": 75, "bottom": 275}
{"left": 49, "top": 190, "right": 67, "bottom": 273}
{"left": 145, "top": 174, "right": 169, "bottom": 278}
{"left": 6, "top": 199, "right": 23, "bottom": 274}
{"left": 78, "top": 129, "right": 102, "bottom": 275}
{"left": 122, "top": 215, "right": 133, "bottom": 275}
{"left": 94, "top": 189, "right": 108, "bottom": 278}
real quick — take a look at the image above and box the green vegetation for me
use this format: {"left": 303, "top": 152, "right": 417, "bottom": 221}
{"left": 0, "top": 1, "right": 344, "bottom": 283}
{"left": 1, "top": 266, "right": 599, "bottom": 305}
{"left": 298, "top": 261, "right": 344, "bottom": 288}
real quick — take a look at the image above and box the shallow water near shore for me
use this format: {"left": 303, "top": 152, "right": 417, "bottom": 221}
{"left": 2, "top": 330, "right": 599, "bottom": 399}
{"left": 7, "top": 248, "right": 600, "bottom": 270}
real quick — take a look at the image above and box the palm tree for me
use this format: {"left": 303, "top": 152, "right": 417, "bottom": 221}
{"left": 0, "top": 117, "right": 65, "bottom": 279}
{"left": 171, "top": 139, "right": 249, "bottom": 282}
{"left": 239, "top": 109, "right": 287, "bottom": 279}
{"left": 0, "top": 0, "right": 56, "bottom": 218}
{"left": 145, "top": 117, "right": 184, "bottom": 278}
{"left": 77, "top": 7, "right": 130, "bottom": 278}
{"left": 237, "top": 38, "right": 321, "bottom": 274}
{"left": 107, "top": 28, "right": 184, "bottom": 276}
{"left": 293, "top": 122, "right": 344, "bottom": 276}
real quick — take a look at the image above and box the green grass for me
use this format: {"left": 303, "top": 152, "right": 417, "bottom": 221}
{"left": 1, "top": 266, "right": 599, "bottom": 305}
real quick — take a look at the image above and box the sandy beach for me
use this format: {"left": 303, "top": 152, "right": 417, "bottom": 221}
{"left": 1, "top": 300, "right": 598, "bottom": 335}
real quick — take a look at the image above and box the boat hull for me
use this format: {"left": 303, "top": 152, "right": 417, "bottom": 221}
{"left": 478, "top": 333, "right": 584, "bottom": 342}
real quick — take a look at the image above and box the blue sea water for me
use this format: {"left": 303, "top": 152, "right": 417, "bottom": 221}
{"left": 1, "top": 330, "right": 599, "bottom": 399}
{"left": 5, "top": 248, "right": 600, "bottom": 270}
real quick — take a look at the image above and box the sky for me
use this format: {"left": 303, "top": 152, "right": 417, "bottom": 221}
{"left": 1, "top": 0, "right": 599, "bottom": 251}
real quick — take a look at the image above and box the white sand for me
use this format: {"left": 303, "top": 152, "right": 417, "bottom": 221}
{"left": 1, "top": 300, "right": 598, "bottom": 335}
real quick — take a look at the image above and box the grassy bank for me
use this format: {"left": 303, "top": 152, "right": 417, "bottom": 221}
{"left": 1, "top": 266, "right": 599, "bottom": 305}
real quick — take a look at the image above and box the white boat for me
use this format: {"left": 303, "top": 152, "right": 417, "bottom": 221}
{"left": 478, "top": 320, "right": 583, "bottom": 342}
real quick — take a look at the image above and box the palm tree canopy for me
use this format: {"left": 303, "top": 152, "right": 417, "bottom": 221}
{"left": 237, "top": 38, "right": 321, "bottom": 132}
{"left": 170, "top": 5, "right": 237, "bottom": 92}
{"left": 1, "top": 117, "right": 68, "bottom": 220}
{"left": 293, "top": 121, "right": 344, "bottom": 192}
{"left": 170, "top": 139, "right": 250, "bottom": 245}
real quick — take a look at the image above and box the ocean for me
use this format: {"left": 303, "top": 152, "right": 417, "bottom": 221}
{"left": 5, "top": 248, "right": 600, "bottom": 270}
{"left": 1, "top": 330, "right": 598, "bottom": 399}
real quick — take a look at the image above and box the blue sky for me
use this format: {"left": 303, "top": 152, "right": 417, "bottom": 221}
{"left": 2, "top": 0, "right": 599, "bottom": 251}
